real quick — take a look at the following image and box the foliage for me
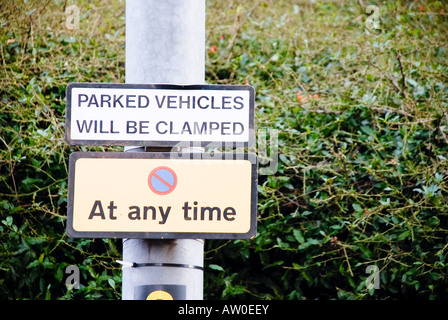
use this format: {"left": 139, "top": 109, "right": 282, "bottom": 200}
{"left": 204, "top": 0, "right": 448, "bottom": 300}
{"left": 1, "top": 0, "right": 448, "bottom": 299}
{"left": 0, "top": 0, "right": 124, "bottom": 299}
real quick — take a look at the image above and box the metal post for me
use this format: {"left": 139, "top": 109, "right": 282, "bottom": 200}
{"left": 122, "top": 0, "right": 205, "bottom": 300}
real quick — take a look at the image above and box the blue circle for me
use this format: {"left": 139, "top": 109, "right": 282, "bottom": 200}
{"left": 151, "top": 169, "right": 174, "bottom": 192}
{"left": 148, "top": 167, "right": 177, "bottom": 195}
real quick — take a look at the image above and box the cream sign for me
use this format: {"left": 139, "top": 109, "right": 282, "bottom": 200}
{"left": 67, "top": 152, "right": 258, "bottom": 239}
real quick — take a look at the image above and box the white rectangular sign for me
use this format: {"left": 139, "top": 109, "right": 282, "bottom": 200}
{"left": 66, "top": 83, "right": 255, "bottom": 147}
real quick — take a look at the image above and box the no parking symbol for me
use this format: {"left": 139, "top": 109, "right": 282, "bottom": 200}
{"left": 148, "top": 166, "right": 177, "bottom": 195}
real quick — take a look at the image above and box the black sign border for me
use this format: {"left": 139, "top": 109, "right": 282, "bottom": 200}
{"left": 67, "top": 152, "right": 258, "bottom": 239}
{"left": 65, "top": 82, "right": 255, "bottom": 147}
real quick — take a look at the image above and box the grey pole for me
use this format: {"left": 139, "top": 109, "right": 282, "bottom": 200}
{"left": 122, "top": 0, "right": 205, "bottom": 300}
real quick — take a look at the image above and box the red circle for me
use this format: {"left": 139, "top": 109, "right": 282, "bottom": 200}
{"left": 148, "top": 166, "right": 177, "bottom": 195}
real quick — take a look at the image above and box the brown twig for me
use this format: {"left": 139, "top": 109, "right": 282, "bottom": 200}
{"left": 396, "top": 51, "right": 407, "bottom": 91}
